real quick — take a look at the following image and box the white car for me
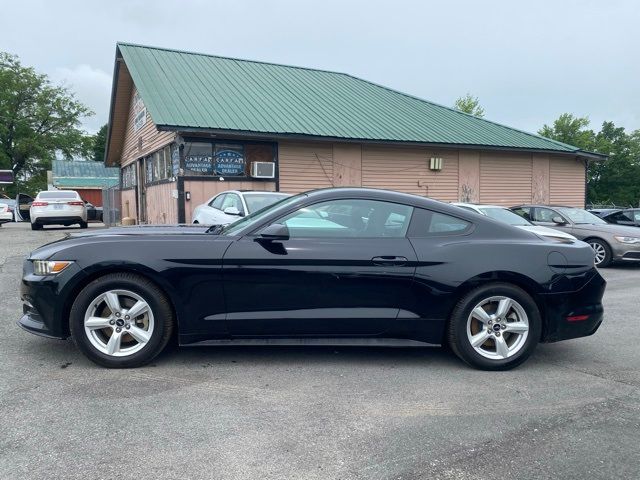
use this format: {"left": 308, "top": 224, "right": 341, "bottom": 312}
{"left": 0, "top": 202, "right": 12, "bottom": 226}
{"left": 452, "top": 203, "right": 577, "bottom": 241}
{"left": 192, "top": 190, "right": 290, "bottom": 225}
{"left": 30, "top": 190, "right": 88, "bottom": 230}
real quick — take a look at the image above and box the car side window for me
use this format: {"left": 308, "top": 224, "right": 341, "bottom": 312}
{"left": 211, "top": 194, "right": 225, "bottom": 210}
{"left": 408, "top": 209, "right": 472, "bottom": 237}
{"left": 606, "top": 211, "right": 633, "bottom": 223}
{"left": 221, "top": 194, "right": 244, "bottom": 213}
{"left": 275, "top": 199, "right": 413, "bottom": 238}
{"left": 532, "top": 207, "right": 562, "bottom": 223}
{"left": 512, "top": 207, "right": 531, "bottom": 221}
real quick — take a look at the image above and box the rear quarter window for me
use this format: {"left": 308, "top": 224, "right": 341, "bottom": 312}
{"left": 408, "top": 209, "right": 472, "bottom": 237}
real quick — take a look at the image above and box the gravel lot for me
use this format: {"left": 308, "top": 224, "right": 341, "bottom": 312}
{"left": 1, "top": 221, "right": 639, "bottom": 479}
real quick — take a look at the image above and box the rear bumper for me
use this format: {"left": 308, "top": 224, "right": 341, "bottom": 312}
{"left": 541, "top": 269, "right": 606, "bottom": 343}
{"left": 33, "top": 216, "right": 84, "bottom": 225}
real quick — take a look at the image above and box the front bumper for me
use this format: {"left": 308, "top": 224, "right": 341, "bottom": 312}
{"left": 541, "top": 269, "right": 606, "bottom": 343}
{"left": 18, "top": 259, "right": 85, "bottom": 339}
{"left": 611, "top": 242, "right": 640, "bottom": 262}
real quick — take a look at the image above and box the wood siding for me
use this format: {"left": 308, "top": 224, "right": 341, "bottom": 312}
{"left": 549, "top": 156, "right": 585, "bottom": 207}
{"left": 145, "top": 182, "right": 178, "bottom": 224}
{"left": 362, "top": 145, "right": 459, "bottom": 201}
{"left": 121, "top": 87, "right": 176, "bottom": 168}
{"left": 479, "top": 152, "right": 533, "bottom": 205}
{"left": 120, "top": 188, "right": 137, "bottom": 220}
{"left": 184, "top": 179, "right": 276, "bottom": 223}
{"left": 279, "top": 142, "right": 333, "bottom": 194}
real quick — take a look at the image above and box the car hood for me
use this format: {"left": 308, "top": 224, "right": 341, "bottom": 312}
{"left": 515, "top": 225, "right": 576, "bottom": 240}
{"left": 67, "top": 224, "right": 211, "bottom": 238}
{"left": 28, "top": 224, "right": 217, "bottom": 260}
{"left": 572, "top": 223, "right": 640, "bottom": 236}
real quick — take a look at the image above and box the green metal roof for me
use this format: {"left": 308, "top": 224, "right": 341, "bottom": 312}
{"left": 52, "top": 160, "right": 119, "bottom": 188}
{"left": 117, "top": 43, "right": 596, "bottom": 156}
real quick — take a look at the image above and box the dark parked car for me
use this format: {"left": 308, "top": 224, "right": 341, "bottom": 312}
{"left": 511, "top": 204, "right": 640, "bottom": 267}
{"left": 593, "top": 208, "right": 640, "bottom": 228}
{"left": 84, "top": 201, "right": 104, "bottom": 222}
{"left": 19, "top": 188, "right": 605, "bottom": 370}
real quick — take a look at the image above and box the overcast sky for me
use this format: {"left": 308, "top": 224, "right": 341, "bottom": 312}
{"left": 1, "top": 0, "right": 638, "bottom": 135}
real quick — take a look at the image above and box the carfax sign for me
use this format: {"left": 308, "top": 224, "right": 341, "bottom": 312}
{"left": 214, "top": 149, "right": 245, "bottom": 176}
{"left": 184, "top": 155, "right": 213, "bottom": 174}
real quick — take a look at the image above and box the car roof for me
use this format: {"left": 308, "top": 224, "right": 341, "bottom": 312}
{"left": 511, "top": 204, "right": 575, "bottom": 209}
{"left": 304, "top": 187, "right": 480, "bottom": 217}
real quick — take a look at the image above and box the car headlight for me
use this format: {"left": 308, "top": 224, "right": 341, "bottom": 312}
{"left": 614, "top": 236, "right": 640, "bottom": 244}
{"left": 32, "top": 260, "right": 73, "bottom": 275}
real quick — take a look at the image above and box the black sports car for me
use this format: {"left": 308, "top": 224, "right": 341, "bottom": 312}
{"left": 18, "top": 188, "right": 605, "bottom": 370}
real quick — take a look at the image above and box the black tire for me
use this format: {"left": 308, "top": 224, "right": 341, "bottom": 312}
{"left": 79, "top": 221, "right": 88, "bottom": 229}
{"left": 587, "top": 238, "right": 612, "bottom": 268}
{"left": 69, "top": 273, "right": 174, "bottom": 368}
{"left": 447, "top": 283, "right": 541, "bottom": 371}
{"left": 31, "top": 223, "right": 42, "bottom": 230}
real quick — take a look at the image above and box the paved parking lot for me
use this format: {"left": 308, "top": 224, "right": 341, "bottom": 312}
{"left": 1, "top": 221, "right": 639, "bottom": 479}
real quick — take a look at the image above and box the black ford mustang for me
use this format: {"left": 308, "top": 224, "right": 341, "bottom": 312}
{"left": 18, "top": 188, "right": 605, "bottom": 370}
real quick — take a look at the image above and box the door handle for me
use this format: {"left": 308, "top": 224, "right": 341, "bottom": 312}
{"left": 371, "top": 256, "right": 408, "bottom": 266}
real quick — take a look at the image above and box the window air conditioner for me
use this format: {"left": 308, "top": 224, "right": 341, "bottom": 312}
{"left": 250, "top": 162, "right": 276, "bottom": 178}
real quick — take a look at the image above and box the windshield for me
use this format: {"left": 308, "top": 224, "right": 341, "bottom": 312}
{"left": 479, "top": 207, "right": 531, "bottom": 226}
{"left": 243, "top": 193, "right": 290, "bottom": 213}
{"left": 556, "top": 207, "right": 607, "bottom": 225}
{"left": 220, "top": 193, "right": 306, "bottom": 235}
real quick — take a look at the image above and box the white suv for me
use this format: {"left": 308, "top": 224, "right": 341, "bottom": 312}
{"left": 30, "top": 190, "right": 88, "bottom": 230}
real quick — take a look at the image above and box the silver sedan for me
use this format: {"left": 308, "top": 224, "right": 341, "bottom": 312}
{"left": 511, "top": 205, "right": 640, "bottom": 267}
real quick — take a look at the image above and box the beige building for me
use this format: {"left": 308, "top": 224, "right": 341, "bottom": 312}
{"left": 105, "top": 43, "right": 604, "bottom": 224}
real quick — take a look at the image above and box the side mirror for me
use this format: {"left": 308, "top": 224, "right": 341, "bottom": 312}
{"left": 223, "top": 206, "right": 243, "bottom": 216}
{"left": 551, "top": 215, "right": 566, "bottom": 225}
{"left": 257, "top": 223, "right": 289, "bottom": 242}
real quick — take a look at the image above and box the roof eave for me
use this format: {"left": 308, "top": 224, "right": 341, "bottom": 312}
{"left": 103, "top": 46, "right": 124, "bottom": 167}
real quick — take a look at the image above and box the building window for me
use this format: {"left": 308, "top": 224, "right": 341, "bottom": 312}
{"left": 143, "top": 144, "right": 176, "bottom": 184}
{"left": 182, "top": 140, "right": 274, "bottom": 177}
{"left": 121, "top": 163, "right": 137, "bottom": 188}
{"left": 184, "top": 142, "right": 214, "bottom": 175}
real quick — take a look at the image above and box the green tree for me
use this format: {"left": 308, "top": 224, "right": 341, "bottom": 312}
{"left": 0, "top": 52, "right": 93, "bottom": 195}
{"left": 538, "top": 113, "right": 596, "bottom": 151}
{"left": 454, "top": 93, "right": 485, "bottom": 117}
{"left": 90, "top": 124, "right": 108, "bottom": 162}
{"left": 539, "top": 114, "right": 640, "bottom": 206}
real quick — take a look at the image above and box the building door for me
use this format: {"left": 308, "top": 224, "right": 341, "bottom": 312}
{"left": 137, "top": 158, "right": 147, "bottom": 223}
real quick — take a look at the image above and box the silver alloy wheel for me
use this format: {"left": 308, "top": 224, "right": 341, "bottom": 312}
{"left": 589, "top": 241, "right": 606, "bottom": 266}
{"left": 83, "top": 289, "right": 155, "bottom": 357}
{"left": 466, "top": 296, "right": 529, "bottom": 360}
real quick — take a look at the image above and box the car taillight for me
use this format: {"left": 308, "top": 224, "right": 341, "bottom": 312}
{"left": 32, "top": 201, "right": 48, "bottom": 207}
{"left": 67, "top": 201, "right": 84, "bottom": 206}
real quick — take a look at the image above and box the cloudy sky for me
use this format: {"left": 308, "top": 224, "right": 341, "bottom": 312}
{"left": 1, "top": 0, "right": 638, "bottom": 134}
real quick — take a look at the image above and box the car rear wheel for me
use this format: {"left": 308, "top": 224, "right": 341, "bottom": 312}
{"left": 587, "top": 239, "right": 611, "bottom": 267}
{"left": 447, "top": 283, "right": 541, "bottom": 370}
{"left": 70, "top": 273, "right": 174, "bottom": 368}
{"left": 31, "top": 223, "right": 42, "bottom": 230}
{"left": 79, "top": 221, "right": 88, "bottom": 229}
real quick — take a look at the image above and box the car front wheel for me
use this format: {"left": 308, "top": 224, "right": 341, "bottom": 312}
{"left": 447, "top": 283, "right": 541, "bottom": 370}
{"left": 587, "top": 239, "right": 611, "bottom": 267}
{"left": 70, "top": 273, "right": 174, "bottom": 368}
